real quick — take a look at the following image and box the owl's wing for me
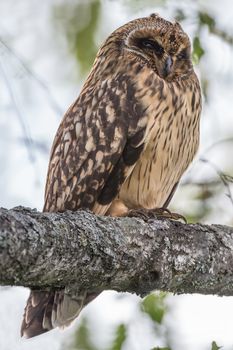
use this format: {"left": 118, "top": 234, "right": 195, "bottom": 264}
{"left": 43, "top": 77, "right": 148, "bottom": 214}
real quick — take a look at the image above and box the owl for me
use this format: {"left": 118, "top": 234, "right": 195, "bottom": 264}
{"left": 21, "top": 14, "right": 201, "bottom": 338}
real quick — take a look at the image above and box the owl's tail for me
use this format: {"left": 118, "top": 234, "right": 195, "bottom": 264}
{"left": 21, "top": 290, "right": 95, "bottom": 338}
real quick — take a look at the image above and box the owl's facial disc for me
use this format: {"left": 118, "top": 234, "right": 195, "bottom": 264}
{"left": 124, "top": 18, "right": 192, "bottom": 80}
{"left": 134, "top": 37, "right": 173, "bottom": 78}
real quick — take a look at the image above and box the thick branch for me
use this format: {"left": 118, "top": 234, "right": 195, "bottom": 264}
{"left": 0, "top": 206, "right": 233, "bottom": 297}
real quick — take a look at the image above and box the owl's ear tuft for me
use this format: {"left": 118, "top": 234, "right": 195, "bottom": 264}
{"left": 149, "top": 13, "right": 160, "bottom": 19}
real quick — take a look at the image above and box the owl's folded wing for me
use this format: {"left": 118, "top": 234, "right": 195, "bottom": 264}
{"left": 43, "top": 76, "right": 148, "bottom": 214}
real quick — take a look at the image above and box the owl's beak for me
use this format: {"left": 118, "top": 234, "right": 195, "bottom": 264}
{"left": 162, "top": 56, "right": 173, "bottom": 78}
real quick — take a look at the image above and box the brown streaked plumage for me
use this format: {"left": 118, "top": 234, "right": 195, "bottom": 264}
{"left": 21, "top": 14, "right": 201, "bottom": 338}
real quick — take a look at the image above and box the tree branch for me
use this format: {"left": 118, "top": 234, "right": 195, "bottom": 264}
{"left": 0, "top": 206, "right": 233, "bottom": 298}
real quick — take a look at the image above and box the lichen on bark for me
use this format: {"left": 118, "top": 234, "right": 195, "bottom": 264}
{"left": 0, "top": 206, "right": 233, "bottom": 297}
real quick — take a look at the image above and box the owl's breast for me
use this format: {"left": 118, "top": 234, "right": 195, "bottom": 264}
{"left": 119, "top": 85, "right": 201, "bottom": 209}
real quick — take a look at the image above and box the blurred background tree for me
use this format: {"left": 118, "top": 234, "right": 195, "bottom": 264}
{"left": 0, "top": 0, "right": 233, "bottom": 349}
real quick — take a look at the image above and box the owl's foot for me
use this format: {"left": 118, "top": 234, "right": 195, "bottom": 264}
{"left": 128, "top": 207, "right": 187, "bottom": 223}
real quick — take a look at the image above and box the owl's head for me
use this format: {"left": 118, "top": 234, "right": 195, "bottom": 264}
{"left": 104, "top": 14, "right": 193, "bottom": 81}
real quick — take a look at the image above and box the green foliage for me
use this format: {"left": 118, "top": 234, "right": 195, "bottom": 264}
{"left": 69, "top": 318, "right": 97, "bottom": 350}
{"left": 68, "top": 319, "right": 127, "bottom": 350}
{"left": 192, "top": 36, "right": 205, "bottom": 65}
{"left": 72, "top": 1, "right": 100, "bottom": 73}
{"left": 53, "top": 0, "right": 100, "bottom": 75}
{"left": 198, "top": 12, "right": 216, "bottom": 31}
{"left": 109, "top": 324, "right": 127, "bottom": 350}
{"left": 198, "top": 11, "right": 233, "bottom": 45}
{"left": 211, "top": 341, "right": 222, "bottom": 350}
{"left": 141, "top": 293, "right": 167, "bottom": 324}
{"left": 151, "top": 339, "right": 223, "bottom": 350}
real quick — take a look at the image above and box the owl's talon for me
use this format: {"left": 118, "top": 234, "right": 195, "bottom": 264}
{"left": 128, "top": 208, "right": 187, "bottom": 223}
{"left": 128, "top": 209, "right": 152, "bottom": 221}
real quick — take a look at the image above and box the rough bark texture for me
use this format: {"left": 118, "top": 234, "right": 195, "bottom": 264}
{"left": 0, "top": 206, "right": 233, "bottom": 298}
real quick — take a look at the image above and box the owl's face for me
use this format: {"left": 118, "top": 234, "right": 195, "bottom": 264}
{"left": 124, "top": 15, "right": 192, "bottom": 81}
{"left": 102, "top": 14, "right": 193, "bottom": 82}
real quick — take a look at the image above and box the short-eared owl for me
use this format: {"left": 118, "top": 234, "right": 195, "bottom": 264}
{"left": 21, "top": 14, "right": 201, "bottom": 338}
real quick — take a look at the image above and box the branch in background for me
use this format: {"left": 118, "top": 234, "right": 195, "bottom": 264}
{"left": 198, "top": 12, "right": 233, "bottom": 45}
{"left": 1, "top": 206, "right": 233, "bottom": 298}
{"left": 18, "top": 137, "right": 50, "bottom": 155}
{"left": 0, "top": 37, "right": 63, "bottom": 116}
{"left": 180, "top": 137, "right": 233, "bottom": 218}
{"left": 200, "top": 158, "right": 233, "bottom": 206}
{"left": 0, "top": 57, "right": 36, "bottom": 164}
